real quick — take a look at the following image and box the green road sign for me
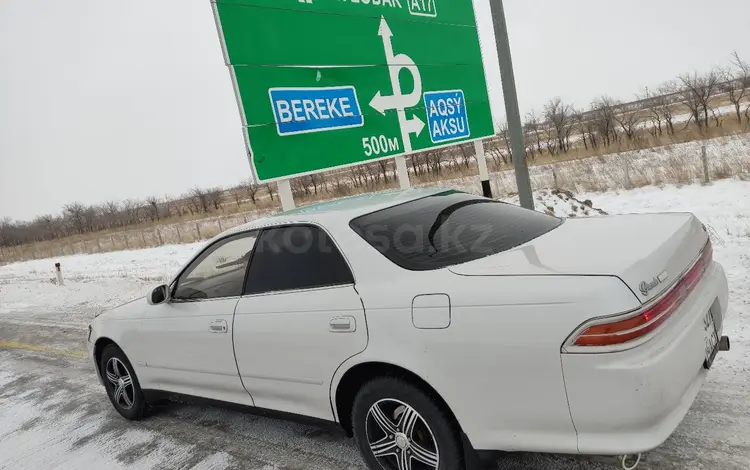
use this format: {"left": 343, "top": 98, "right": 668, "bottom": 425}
{"left": 212, "top": 0, "right": 494, "bottom": 182}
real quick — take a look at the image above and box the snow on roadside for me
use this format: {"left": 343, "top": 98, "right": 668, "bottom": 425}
{"left": 502, "top": 133, "right": 750, "bottom": 194}
{"left": 577, "top": 179, "right": 750, "bottom": 238}
{"left": 0, "top": 242, "right": 205, "bottom": 327}
{"left": 0, "top": 242, "right": 204, "bottom": 283}
{"left": 503, "top": 188, "right": 608, "bottom": 218}
{"left": 0, "top": 364, "right": 240, "bottom": 470}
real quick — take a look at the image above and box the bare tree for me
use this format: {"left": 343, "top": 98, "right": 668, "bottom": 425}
{"left": 246, "top": 182, "right": 260, "bottom": 205}
{"left": 498, "top": 121, "right": 513, "bottom": 161}
{"left": 615, "top": 108, "right": 642, "bottom": 142}
{"left": 63, "top": 202, "right": 87, "bottom": 234}
{"left": 590, "top": 96, "right": 619, "bottom": 147}
{"left": 230, "top": 184, "right": 245, "bottom": 207}
{"left": 573, "top": 109, "right": 597, "bottom": 149}
{"left": 205, "top": 187, "right": 224, "bottom": 211}
{"left": 657, "top": 81, "right": 678, "bottom": 135}
{"left": 330, "top": 173, "right": 349, "bottom": 196}
{"left": 485, "top": 140, "right": 507, "bottom": 166}
{"left": 571, "top": 109, "right": 586, "bottom": 150}
{"left": 377, "top": 160, "right": 390, "bottom": 183}
{"left": 638, "top": 87, "right": 664, "bottom": 137}
{"left": 290, "top": 178, "right": 305, "bottom": 197}
{"left": 458, "top": 144, "right": 474, "bottom": 168}
{"left": 544, "top": 98, "right": 574, "bottom": 153}
{"left": 189, "top": 187, "right": 209, "bottom": 213}
{"left": 82, "top": 205, "right": 99, "bottom": 232}
{"left": 0, "top": 217, "right": 14, "bottom": 247}
{"left": 544, "top": 127, "right": 557, "bottom": 156}
{"left": 100, "top": 201, "right": 121, "bottom": 228}
{"left": 726, "top": 51, "right": 749, "bottom": 123}
{"left": 678, "top": 70, "right": 720, "bottom": 130}
{"left": 120, "top": 199, "right": 140, "bottom": 225}
{"left": 524, "top": 110, "right": 544, "bottom": 156}
{"left": 145, "top": 196, "right": 160, "bottom": 222}
{"left": 307, "top": 174, "right": 327, "bottom": 196}
{"left": 35, "top": 214, "right": 56, "bottom": 240}
{"left": 265, "top": 184, "right": 275, "bottom": 202}
{"left": 163, "top": 194, "right": 180, "bottom": 218}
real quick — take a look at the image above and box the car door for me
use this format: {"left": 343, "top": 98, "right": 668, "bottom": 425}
{"left": 233, "top": 224, "right": 367, "bottom": 420}
{"left": 138, "top": 231, "right": 258, "bottom": 406}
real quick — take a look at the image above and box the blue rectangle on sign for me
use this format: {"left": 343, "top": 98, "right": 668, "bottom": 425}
{"left": 269, "top": 86, "right": 364, "bottom": 136}
{"left": 423, "top": 90, "right": 471, "bottom": 143}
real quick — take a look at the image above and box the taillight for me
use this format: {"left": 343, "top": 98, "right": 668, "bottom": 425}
{"left": 569, "top": 239, "right": 713, "bottom": 348}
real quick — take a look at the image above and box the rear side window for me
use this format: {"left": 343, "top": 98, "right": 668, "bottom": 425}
{"left": 350, "top": 191, "right": 562, "bottom": 271}
{"left": 245, "top": 225, "right": 354, "bottom": 295}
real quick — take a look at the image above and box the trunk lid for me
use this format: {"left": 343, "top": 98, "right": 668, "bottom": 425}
{"left": 449, "top": 213, "right": 707, "bottom": 303}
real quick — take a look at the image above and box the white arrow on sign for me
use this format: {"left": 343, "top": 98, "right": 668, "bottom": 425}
{"left": 370, "top": 16, "right": 425, "bottom": 150}
{"left": 404, "top": 114, "right": 426, "bottom": 136}
{"left": 369, "top": 91, "right": 401, "bottom": 116}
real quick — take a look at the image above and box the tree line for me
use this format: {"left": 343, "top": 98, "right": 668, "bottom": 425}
{"left": 508, "top": 51, "right": 750, "bottom": 164}
{"left": 0, "top": 183, "right": 274, "bottom": 248}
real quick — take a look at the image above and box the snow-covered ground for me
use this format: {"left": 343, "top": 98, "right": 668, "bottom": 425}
{"left": 0, "top": 242, "right": 204, "bottom": 328}
{"left": 520, "top": 133, "right": 750, "bottom": 193}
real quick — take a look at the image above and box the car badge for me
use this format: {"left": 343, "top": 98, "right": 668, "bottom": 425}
{"left": 640, "top": 271, "right": 668, "bottom": 296}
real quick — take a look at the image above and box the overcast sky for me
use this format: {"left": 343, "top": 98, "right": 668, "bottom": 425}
{"left": 1, "top": 0, "right": 749, "bottom": 221}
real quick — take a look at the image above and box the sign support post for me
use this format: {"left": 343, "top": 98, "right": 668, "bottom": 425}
{"left": 395, "top": 156, "right": 411, "bottom": 189}
{"left": 474, "top": 139, "right": 492, "bottom": 198}
{"left": 489, "top": 0, "right": 534, "bottom": 209}
{"left": 277, "top": 179, "right": 295, "bottom": 212}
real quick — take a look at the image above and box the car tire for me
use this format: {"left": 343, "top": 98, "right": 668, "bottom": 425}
{"left": 99, "top": 344, "right": 147, "bottom": 420}
{"left": 352, "top": 378, "right": 462, "bottom": 470}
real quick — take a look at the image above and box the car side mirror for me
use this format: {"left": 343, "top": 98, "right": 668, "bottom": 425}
{"left": 148, "top": 284, "right": 170, "bottom": 305}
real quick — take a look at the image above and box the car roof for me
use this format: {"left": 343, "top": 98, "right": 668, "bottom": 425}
{"left": 214, "top": 187, "right": 449, "bottom": 239}
{"left": 280, "top": 187, "right": 447, "bottom": 216}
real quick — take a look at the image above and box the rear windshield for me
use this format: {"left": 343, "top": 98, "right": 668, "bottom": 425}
{"left": 349, "top": 191, "right": 562, "bottom": 271}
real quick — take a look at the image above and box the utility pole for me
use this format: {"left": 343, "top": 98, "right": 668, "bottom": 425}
{"left": 488, "top": 0, "right": 534, "bottom": 210}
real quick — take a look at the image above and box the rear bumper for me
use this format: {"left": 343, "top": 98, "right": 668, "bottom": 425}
{"left": 561, "top": 262, "right": 729, "bottom": 455}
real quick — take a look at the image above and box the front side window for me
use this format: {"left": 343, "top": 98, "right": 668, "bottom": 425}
{"left": 245, "top": 225, "right": 353, "bottom": 295}
{"left": 350, "top": 191, "right": 563, "bottom": 271}
{"left": 173, "top": 232, "right": 258, "bottom": 300}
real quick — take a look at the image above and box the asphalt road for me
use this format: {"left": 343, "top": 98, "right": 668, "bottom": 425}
{"left": 1, "top": 317, "right": 749, "bottom": 470}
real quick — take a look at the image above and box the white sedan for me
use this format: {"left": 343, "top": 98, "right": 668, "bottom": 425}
{"left": 88, "top": 188, "right": 730, "bottom": 470}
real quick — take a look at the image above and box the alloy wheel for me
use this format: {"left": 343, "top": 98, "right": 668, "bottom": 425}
{"left": 365, "top": 398, "right": 439, "bottom": 470}
{"left": 105, "top": 357, "right": 134, "bottom": 410}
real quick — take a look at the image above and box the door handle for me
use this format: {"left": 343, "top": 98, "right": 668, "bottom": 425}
{"left": 329, "top": 316, "right": 356, "bottom": 333}
{"left": 209, "top": 320, "right": 228, "bottom": 334}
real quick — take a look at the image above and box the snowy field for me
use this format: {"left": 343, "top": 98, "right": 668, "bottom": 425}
{"left": 1, "top": 179, "right": 749, "bottom": 469}
{"left": 0, "top": 242, "right": 204, "bottom": 328}
{"left": 491, "top": 133, "right": 750, "bottom": 195}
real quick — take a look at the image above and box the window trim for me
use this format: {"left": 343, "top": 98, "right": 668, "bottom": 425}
{"left": 241, "top": 222, "right": 356, "bottom": 298}
{"left": 170, "top": 230, "right": 260, "bottom": 302}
